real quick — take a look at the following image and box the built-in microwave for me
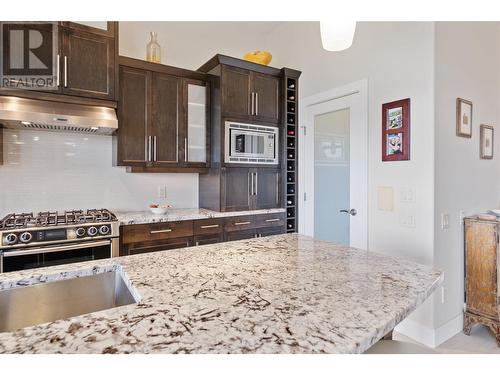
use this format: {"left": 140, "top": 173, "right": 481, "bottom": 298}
{"left": 225, "top": 121, "right": 279, "bottom": 165}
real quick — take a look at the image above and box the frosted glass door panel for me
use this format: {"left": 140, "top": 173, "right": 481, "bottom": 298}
{"left": 187, "top": 84, "right": 206, "bottom": 163}
{"left": 314, "top": 108, "right": 350, "bottom": 245}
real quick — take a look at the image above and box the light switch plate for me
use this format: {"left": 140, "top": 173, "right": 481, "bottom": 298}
{"left": 400, "top": 213, "right": 416, "bottom": 228}
{"left": 441, "top": 213, "right": 450, "bottom": 229}
{"left": 401, "top": 187, "right": 416, "bottom": 203}
{"left": 377, "top": 186, "right": 394, "bottom": 211}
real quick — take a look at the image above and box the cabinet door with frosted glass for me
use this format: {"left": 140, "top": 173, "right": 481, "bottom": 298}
{"left": 181, "top": 78, "right": 210, "bottom": 167}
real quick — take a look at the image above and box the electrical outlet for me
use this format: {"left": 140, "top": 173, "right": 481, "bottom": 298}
{"left": 399, "top": 213, "right": 416, "bottom": 228}
{"left": 157, "top": 186, "right": 167, "bottom": 199}
{"left": 401, "top": 187, "right": 416, "bottom": 203}
{"left": 441, "top": 213, "right": 450, "bottom": 229}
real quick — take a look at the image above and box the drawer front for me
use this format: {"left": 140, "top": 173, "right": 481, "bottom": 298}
{"left": 194, "top": 233, "right": 224, "bottom": 246}
{"left": 121, "top": 220, "right": 193, "bottom": 244}
{"left": 122, "top": 237, "right": 193, "bottom": 256}
{"left": 224, "top": 215, "right": 255, "bottom": 232}
{"left": 194, "top": 218, "right": 224, "bottom": 235}
{"left": 254, "top": 212, "right": 286, "bottom": 228}
{"left": 257, "top": 225, "right": 286, "bottom": 238}
{"left": 224, "top": 229, "right": 256, "bottom": 242}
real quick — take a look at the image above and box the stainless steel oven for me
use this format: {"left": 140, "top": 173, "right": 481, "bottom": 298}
{"left": 0, "top": 238, "right": 119, "bottom": 273}
{"left": 225, "top": 121, "right": 279, "bottom": 164}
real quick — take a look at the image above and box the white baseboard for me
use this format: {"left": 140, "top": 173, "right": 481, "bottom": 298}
{"left": 394, "top": 314, "right": 463, "bottom": 348}
{"left": 434, "top": 314, "right": 463, "bottom": 347}
{"left": 395, "top": 318, "right": 437, "bottom": 348}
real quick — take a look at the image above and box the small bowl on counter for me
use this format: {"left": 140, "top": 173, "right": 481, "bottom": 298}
{"left": 149, "top": 205, "right": 170, "bottom": 215}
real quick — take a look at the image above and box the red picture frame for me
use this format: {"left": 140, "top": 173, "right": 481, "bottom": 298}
{"left": 382, "top": 98, "right": 410, "bottom": 161}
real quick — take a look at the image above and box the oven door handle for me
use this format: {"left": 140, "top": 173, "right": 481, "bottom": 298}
{"left": 2, "top": 240, "right": 112, "bottom": 257}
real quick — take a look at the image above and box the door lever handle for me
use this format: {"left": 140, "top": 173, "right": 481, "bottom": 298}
{"left": 340, "top": 209, "right": 357, "bottom": 216}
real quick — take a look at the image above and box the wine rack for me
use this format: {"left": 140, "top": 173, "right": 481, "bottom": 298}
{"left": 282, "top": 69, "right": 301, "bottom": 233}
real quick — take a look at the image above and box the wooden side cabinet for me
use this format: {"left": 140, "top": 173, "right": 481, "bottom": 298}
{"left": 463, "top": 217, "right": 500, "bottom": 346}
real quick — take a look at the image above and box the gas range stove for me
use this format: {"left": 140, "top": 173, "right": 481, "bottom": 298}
{"left": 0, "top": 209, "right": 120, "bottom": 273}
{"left": 0, "top": 209, "right": 119, "bottom": 249}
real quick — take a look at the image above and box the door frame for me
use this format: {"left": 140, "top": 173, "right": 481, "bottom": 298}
{"left": 298, "top": 79, "right": 368, "bottom": 249}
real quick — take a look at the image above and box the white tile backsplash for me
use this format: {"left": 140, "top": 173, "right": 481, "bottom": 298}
{"left": 0, "top": 129, "right": 199, "bottom": 216}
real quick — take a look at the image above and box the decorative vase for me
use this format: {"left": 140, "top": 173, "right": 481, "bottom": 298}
{"left": 243, "top": 51, "right": 272, "bottom": 65}
{"left": 146, "top": 32, "right": 161, "bottom": 64}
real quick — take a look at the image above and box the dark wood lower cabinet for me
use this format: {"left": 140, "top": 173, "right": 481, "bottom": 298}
{"left": 194, "top": 233, "right": 224, "bottom": 246}
{"left": 224, "top": 229, "right": 257, "bottom": 242}
{"left": 119, "top": 213, "right": 286, "bottom": 256}
{"left": 121, "top": 237, "right": 193, "bottom": 256}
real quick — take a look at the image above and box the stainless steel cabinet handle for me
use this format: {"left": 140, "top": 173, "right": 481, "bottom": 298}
{"left": 251, "top": 92, "right": 255, "bottom": 115}
{"left": 3, "top": 240, "right": 110, "bottom": 257}
{"left": 56, "top": 54, "right": 60, "bottom": 87}
{"left": 147, "top": 136, "right": 153, "bottom": 162}
{"left": 265, "top": 218, "right": 280, "bottom": 222}
{"left": 249, "top": 171, "right": 253, "bottom": 196}
{"left": 195, "top": 241, "right": 199, "bottom": 246}
{"left": 275, "top": 172, "right": 279, "bottom": 205}
{"left": 254, "top": 172, "right": 258, "bottom": 195}
{"left": 234, "top": 221, "right": 251, "bottom": 226}
{"left": 150, "top": 229, "right": 172, "bottom": 234}
{"left": 255, "top": 93, "right": 259, "bottom": 116}
{"left": 184, "top": 138, "right": 188, "bottom": 162}
{"left": 154, "top": 136, "right": 157, "bottom": 162}
{"left": 201, "top": 224, "right": 219, "bottom": 229}
{"left": 64, "top": 56, "right": 68, "bottom": 87}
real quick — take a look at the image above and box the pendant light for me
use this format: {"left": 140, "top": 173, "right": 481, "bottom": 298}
{"left": 320, "top": 21, "right": 357, "bottom": 51}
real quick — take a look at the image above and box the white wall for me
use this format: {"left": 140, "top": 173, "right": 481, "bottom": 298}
{"left": 0, "top": 129, "right": 198, "bottom": 215}
{"left": 433, "top": 22, "right": 500, "bottom": 340}
{"left": 264, "top": 22, "right": 437, "bottom": 332}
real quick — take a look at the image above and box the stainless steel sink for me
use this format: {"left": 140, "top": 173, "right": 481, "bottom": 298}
{"left": 0, "top": 270, "right": 138, "bottom": 332}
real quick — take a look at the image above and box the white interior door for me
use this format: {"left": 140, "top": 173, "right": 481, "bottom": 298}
{"left": 300, "top": 82, "right": 368, "bottom": 250}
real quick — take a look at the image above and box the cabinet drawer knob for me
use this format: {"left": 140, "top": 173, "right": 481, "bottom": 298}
{"left": 234, "top": 221, "right": 251, "bottom": 226}
{"left": 200, "top": 224, "right": 220, "bottom": 229}
{"left": 150, "top": 229, "right": 172, "bottom": 234}
{"left": 265, "top": 218, "right": 280, "bottom": 222}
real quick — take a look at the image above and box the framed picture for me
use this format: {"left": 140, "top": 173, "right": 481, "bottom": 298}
{"left": 382, "top": 98, "right": 410, "bottom": 161}
{"left": 456, "top": 98, "right": 473, "bottom": 138}
{"left": 480, "top": 125, "right": 494, "bottom": 159}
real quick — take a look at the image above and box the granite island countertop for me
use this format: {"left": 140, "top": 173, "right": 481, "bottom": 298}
{"left": 114, "top": 208, "right": 286, "bottom": 225}
{"left": 0, "top": 234, "right": 442, "bottom": 354}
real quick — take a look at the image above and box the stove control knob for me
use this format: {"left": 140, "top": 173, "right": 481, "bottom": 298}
{"left": 99, "top": 225, "right": 110, "bottom": 235}
{"left": 4, "top": 233, "right": 18, "bottom": 245}
{"left": 87, "top": 226, "right": 98, "bottom": 237}
{"left": 19, "top": 232, "right": 32, "bottom": 243}
{"left": 76, "top": 227, "right": 86, "bottom": 237}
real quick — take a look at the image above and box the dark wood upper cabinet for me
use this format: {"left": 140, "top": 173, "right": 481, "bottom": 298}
{"left": 220, "top": 65, "right": 279, "bottom": 123}
{"left": 221, "top": 66, "right": 251, "bottom": 118}
{"left": 117, "top": 66, "right": 149, "bottom": 166}
{"left": 59, "top": 21, "right": 117, "bottom": 37}
{"left": 222, "top": 167, "right": 252, "bottom": 211}
{"left": 213, "top": 167, "right": 280, "bottom": 212}
{"left": 252, "top": 72, "right": 279, "bottom": 123}
{"left": 61, "top": 28, "right": 115, "bottom": 100}
{"left": 116, "top": 57, "right": 210, "bottom": 172}
{"left": 151, "top": 72, "right": 180, "bottom": 166}
{"left": 254, "top": 168, "right": 280, "bottom": 210}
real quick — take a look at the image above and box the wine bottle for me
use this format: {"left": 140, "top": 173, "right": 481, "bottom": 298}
{"left": 287, "top": 164, "right": 293, "bottom": 170}
{"left": 288, "top": 95, "right": 295, "bottom": 101}
{"left": 287, "top": 129, "right": 295, "bottom": 136}
{"left": 288, "top": 83, "right": 295, "bottom": 89}
{"left": 288, "top": 140, "right": 294, "bottom": 147}
{"left": 289, "top": 106, "right": 295, "bottom": 112}
{"left": 287, "top": 176, "right": 293, "bottom": 182}
{"left": 287, "top": 211, "right": 292, "bottom": 217}
{"left": 288, "top": 118, "right": 294, "bottom": 124}
{"left": 287, "top": 223, "right": 293, "bottom": 229}
{"left": 288, "top": 152, "right": 294, "bottom": 159}
{"left": 287, "top": 186, "right": 295, "bottom": 194}
{"left": 287, "top": 199, "right": 293, "bottom": 205}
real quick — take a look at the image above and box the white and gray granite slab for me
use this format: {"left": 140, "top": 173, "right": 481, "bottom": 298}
{"left": 114, "top": 208, "right": 286, "bottom": 225}
{"left": 0, "top": 234, "right": 442, "bottom": 354}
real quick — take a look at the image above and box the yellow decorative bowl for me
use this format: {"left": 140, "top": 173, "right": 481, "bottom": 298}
{"left": 243, "top": 51, "right": 272, "bottom": 66}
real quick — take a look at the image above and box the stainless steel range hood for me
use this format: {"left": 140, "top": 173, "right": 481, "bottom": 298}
{"left": 0, "top": 96, "right": 118, "bottom": 135}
